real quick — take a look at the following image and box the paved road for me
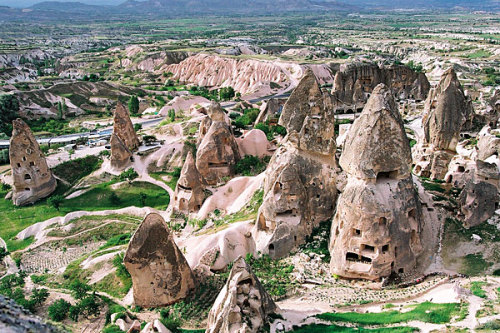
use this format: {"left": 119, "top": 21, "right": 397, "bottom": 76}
{"left": 0, "top": 92, "right": 292, "bottom": 149}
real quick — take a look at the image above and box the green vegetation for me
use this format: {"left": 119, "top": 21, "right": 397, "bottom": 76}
{"left": 466, "top": 50, "right": 492, "bottom": 59}
{"left": 128, "top": 95, "right": 140, "bottom": 116}
{"left": 150, "top": 167, "right": 181, "bottom": 190}
{"left": 461, "top": 254, "right": 493, "bottom": 276}
{"left": 292, "top": 324, "right": 418, "bottom": 333}
{"left": 0, "top": 94, "right": 19, "bottom": 136}
{"left": 477, "top": 319, "right": 500, "bottom": 331}
{"left": 316, "top": 302, "right": 467, "bottom": 325}
{"left": 118, "top": 168, "right": 139, "bottom": 181}
{"left": 0, "top": 181, "right": 167, "bottom": 252}
{"left": 200, "top": 189, "right": 263, "bottom": 233}
{"left": 48, "top": 299, "right": 71, "bottom": 321}
{"left": 470, "top": 281, "right": 488, "bottom": 298}
{"left": 52, "top": 155, "right": 102, "bottom": 186}
{"left": 245, "top": 253, "right": 296, "bottom": 298}
{"left": 254, "top": 122, "right": 287, "bottom": 141}
{"left": 234, "top": 155, "right": 270, "bottom": 176}
{"left": 232, "top": 108, "right": 260, "bottom": 129}
{"left": 300, "top": 219, "right": 331, "bottom": 262}
{"left": 0, "top": 272, "right": 49, "bottom": 313}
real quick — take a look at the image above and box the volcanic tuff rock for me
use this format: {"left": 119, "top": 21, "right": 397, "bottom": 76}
{"left": 124, "top": 213, "right": 195, "bottom": 307}
{"left": 423, "top": 68, "right": 472, "bottom": 151}
{"left": 459, "top": 180, "right": 498, "bottom": 228}
{"left": 9, "top": 118, "right": 56, "bottom": 206}
{"left": 110, "top": 133, "right": 133, "bottom": 169}
{"left": 339, "top": 84, "right": 412, "bottom": 182}
{"left": 255, "top": 98, "right": 283, "bottom": 124}
{"left": 113, "top": 102, "right": 140, "bottom": 151}
{"left": 477, "top": 126, "right": 500, "bottom": 162}
{"left": 329, "top": 84, "right": 423, "bottom": 281}
{"left": 196, "top": 102, "right": 241, "bottom": 185}
{"left": 413, "top": 68, "right": 473, "bottom": 179}
{"left": 162, "top": 53, "right": 335, "bottom": 96}
{"left": 174, "top": 151, "right": 206, "bottom": 213}
{"left": 254, "top": 69, "right": 338, "bottom": 258}
{"left": 485, "top": 89, "right": 500, "bottom": 128}
{"left": 331, "top": 62, "right": 430, "bottom": 112}
{"left": 206, "top": 257, "right": 277, "bottom": 333}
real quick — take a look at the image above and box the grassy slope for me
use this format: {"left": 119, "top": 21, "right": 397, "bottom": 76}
{"left": 0, "top": 181, "right": 168, "bottom": 251}
{"left": 292, "top": 325, "right": 418, "bottom": 333}
{"left": 316, "top": 302, "right": 466, "bottom": 325}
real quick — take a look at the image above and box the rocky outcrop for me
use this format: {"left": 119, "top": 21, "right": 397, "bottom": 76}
{"left": 477, "top": 126, "right": 500, "bottom": 162}
{"left": 196, "top": 102, "right": 241, "bottom": 185}
{"left": 110, "top": 133, "right": 133, "bottom": 169}
{"left": 9, "top": 119, "right": 56, "bottom": 206}
{"left": 459, "top": 180, "right": 498, "bottom": 228}
{"left": 162, "top": 54, "right": 335, "bottom": 96}
{"left": 413, "top": 68, "right": 473, "bottom": 179}
{"left": 329, "top": 84, "right": 423, "bottom": 281}
{"left": 255, "top": 98, "right": 283, "bottom": 125}
{"left": 124, "top": 213, "right": 195, "bottom": 307}
{"left": 174, "top": 152, "right": 206, "bottom": 213}
{"left": 0, "top": 294, "right": 61, "bottom": 332}
{"left": 485, "top": 90, "right": 499, "bottom": 128}
{"left": 331, "top": 62, "right": 430, "bottom": 112}
{"left": 254, "top": 69, "right": 338, "bottom": 258}
{"left": 113, "top": 102, "right": 140, "bottom": 151}
{"left": 206, "top": 257, "right": 276, "bottom": 333}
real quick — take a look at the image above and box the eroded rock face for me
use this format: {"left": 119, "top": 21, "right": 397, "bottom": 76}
{"left": 110, "top": 133, "right": 133, "bottom": 169}
{"left": 9, "top": 118, "right": 56, "bottom": 206}
{"left": 329, "top": 84, "right": 423, "bottom": 281}
{"left": 254, "top": 69, "right": 338, "bottom": 258}
{"left": 174, "top": 151, "right": 206, "bottom": 213}
{"left": 477, "top": 126, "right": 500, "bottom": 162}
{"left": 485, "top": 89, "right": 499, "bottom": 128}
{"left": 124, "top": 213, "right": 195, "bottom": 307}
{"left": 339, "top": 85, "right": 411, "bottom": 182}
{"left": 459, "top": 180, "right": 498, "bottom": 228}
{"left": 206, "top": 257, "right": 276, "bottom": 333}
{"left": 413, "top": 68, "right": 474, "bottom": 180}
{"left": 423, "top": 68, "right": 472, "bottom": 151}
{"left": 196, "top": 103, "right": 240, "bottom": 185}
{"left": 255, "top": 98, "right": 283, "bottom": 125}
{"left": 0, "top": 294, "right": 60, "bottom": 332}
{"left": 113, "top": 102, "right": 140, "bottom": 151}
{"left": 331, "top": 63, "right": 430, "bottom": 112}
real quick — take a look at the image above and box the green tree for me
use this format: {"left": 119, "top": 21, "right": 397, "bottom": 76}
{"left": 109, "top": 192, "right": 121, "bottom": 205}
{"left": 47, "top": 195, "right": 64, "bottom": 211}
{"left": 0, "top": 94, "right": 19, "bottom": 136}
{"left": 78, "top": 293, "right": 101, "bottom": 318}
{"left": 69, "top": 280, "right": 91, "bottom": 300}
{"left": 0, "top": 247, "right": 9, "bottom": 261}
{"left": 128, "top": 95, "right": 139, "bottom": 116}
{"left": 139, "top": 192, "right": 147, "bottom": 206}
{"left": 168, "top": 109, "right": 176, "bottom": 122}
{"left": 30, "top": 288, "right": 49, "bottom": 306}
{"left": 134, "top": 123, "right": 142, "bottom": 132}
{"left": 48, "top": 299, "right": 71, "bottom": 321}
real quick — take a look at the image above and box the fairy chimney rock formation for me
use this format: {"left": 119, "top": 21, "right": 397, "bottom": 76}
{"left": 206, "top": 257, "right": 277, "bottom": 333}
{"left": 459, "top": 180, "right": 498, "bottom": 228}
{"left": 110, "top": 133, "right": 133, "bottom": 169}
{"left": 339, "top": 84, "right": 412, "bottom": 182}
{"left": 254, "top": 69, "right": 338, "bottom": 259}
{"left": 329, "top": 84, "right": 423, "bottom": 281}
{"left": 124, "top": 213, "right": 195, "bottom": 307}
{"left": 196, "top": 102, "right": 240, "bottom": 185}
{"left": 174, "top": 151, "right": 206, "bottom": 213}
{"left": 9, "top": 118, "right": 56, "bottom": 206}
{"left": 113, "top": 102, "right": 140, "bottom": 151}
{"left": 413, "top": 68, "right": 473, "bottom": 179}
{"left": 279, "top": 68, "right": 336, "bottom": 155}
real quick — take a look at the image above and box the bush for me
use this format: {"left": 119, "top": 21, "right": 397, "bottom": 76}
{"left": 48, "top": 299, "right": 71, "bottom": 321}
{"left": 128, "top": 96, "right": 139, "bottom": 116}
{"left": 119, "top": 168, "right": 138, "bottom": 181}
{"left": 235, "top": 155, "right": 270, "bottom": 176}
{"left": 52, "top": 155, "right": 102, "bottom": 186}
{"left": 70, "top": 280, "right": 91, "bottom": 300}
{"left": 47, "top": 195, "right": 64, "bottom": 211}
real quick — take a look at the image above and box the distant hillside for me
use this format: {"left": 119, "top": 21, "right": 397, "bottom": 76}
{"left": 347, "top": 0, "right": 498, "bottom": 10}
{"left": 119, "top": 0, "right": 358, "bottom": 14}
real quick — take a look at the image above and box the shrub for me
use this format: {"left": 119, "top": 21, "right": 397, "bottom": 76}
{"left": 119, "top": 168, "right": 138, "bottom": 181}
{"left": 69, "top": 280, "right": 91, "bottom": 300}
{"left": 48, "top": 299, "right": 71, "bottom": 321}
{"left": 235, "top": 155, "right": 270, "bottom": 176}
{"left": 47, "top": 195, "right": 64, "bottom": 211}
